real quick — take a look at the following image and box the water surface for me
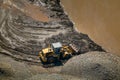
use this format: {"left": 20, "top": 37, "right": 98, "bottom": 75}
{"left": 62, "top": 0, "right": 120, "bottom": 56}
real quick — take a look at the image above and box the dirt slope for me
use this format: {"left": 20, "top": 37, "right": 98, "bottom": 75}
{"left": 0, "top": 0, "right": 104, "bottom": 62}
{"left": 61, "top": 51, "right": 120, "bottom": 80}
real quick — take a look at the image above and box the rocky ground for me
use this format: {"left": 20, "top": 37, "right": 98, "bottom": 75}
{"left": 0, "top": 51, "right": 120, "bottom": 80}
{"left": 61, "top": 51, "right": 120, "bottom": 80}
{"left": 0, "top": 0, "right": 120, "bottom": 80}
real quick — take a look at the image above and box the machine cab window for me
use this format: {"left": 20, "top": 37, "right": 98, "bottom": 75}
{"left": 51, "top": 42, "right": 62, "bottom": 54}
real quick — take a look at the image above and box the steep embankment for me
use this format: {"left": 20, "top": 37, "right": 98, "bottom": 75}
{"left": 61, "top": 51, "right": 120, "bottom": 80}
{"left": 0, "top": 0, "right": 104, "bottom": 62}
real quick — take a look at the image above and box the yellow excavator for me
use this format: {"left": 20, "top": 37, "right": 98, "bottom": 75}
{"left": 38, "top": 42, "right": 78, "bottom": 64}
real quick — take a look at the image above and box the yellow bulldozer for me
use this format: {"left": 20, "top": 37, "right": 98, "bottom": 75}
{"left": 38, "top": 42, "right": 78, "bottom": 64}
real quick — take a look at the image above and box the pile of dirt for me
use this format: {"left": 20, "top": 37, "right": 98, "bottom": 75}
{"left": 1, "top": 51, "right": 120, "bottom": 80}
{"left": 0, "top": 52, "right": 79, "bottom": 80}
{"left": 0, "top": 0, "right": 73, "bottom": 55}
{"left": 0, "top": 0, "right": 104, "bottom": 62}
{"left": 61, "top": 51, "right": 120, "bottom": 80}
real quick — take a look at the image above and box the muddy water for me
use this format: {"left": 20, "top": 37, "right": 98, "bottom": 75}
{"left": 61, "top": 0, "right": 120, "bottom": 56}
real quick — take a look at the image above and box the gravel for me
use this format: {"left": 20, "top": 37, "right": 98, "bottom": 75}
{"left": 61, "top": 51, "right": 120, "bottom": 80}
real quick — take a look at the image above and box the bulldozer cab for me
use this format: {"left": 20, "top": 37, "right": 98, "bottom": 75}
{"left": 51, "top": 42, "right": 62, "bottom": 54}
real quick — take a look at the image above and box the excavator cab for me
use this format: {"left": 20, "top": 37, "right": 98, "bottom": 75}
{"left": 51, "top": 42, "right": 62, "bottom": 54}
